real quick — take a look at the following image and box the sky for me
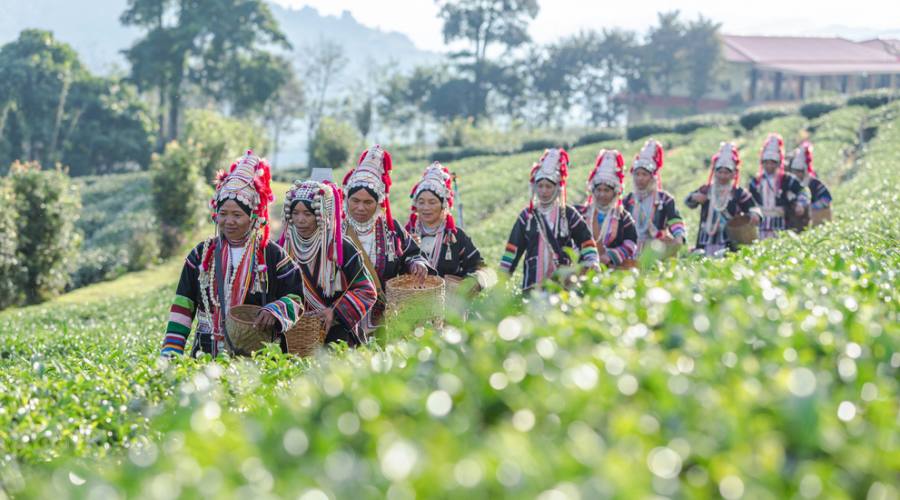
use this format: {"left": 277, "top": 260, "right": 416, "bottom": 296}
{"left": 272, "top": 0, "right": 900, "bottom": 52}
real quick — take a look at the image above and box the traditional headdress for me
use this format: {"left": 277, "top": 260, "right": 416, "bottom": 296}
{"left": 587, "top": 149, "right": 625, "bottom": 206}
{"left": 758, "top": 132, "right": 785, "bottom": 179}
{"left": 529, "top": 148, "right": 569, "bottom": 211}
{"left": 707, "top": 142, "right": 742, "bottom": 187}
{"left": 789, "top": 141, "right": 816, "bottom": 177}
{"left": 408, "top": 161, "right": 456, "bottom": 233}
{"left": 631, "top": 138, "right": 665, "bottom": 190}
{"left": 210, "top": 149, "right": 274, "bottom": 245}
{"left": 342, "top": 144, "right": 395, "bottom": 231}
{"left": 204, "top": 149, "right": 274, "bottom": 273}
{"left": 280, "top": 180, "right": 344, "bottom": 297}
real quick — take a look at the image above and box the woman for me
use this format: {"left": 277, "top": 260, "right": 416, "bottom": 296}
{"left": 685, "top": 142, "right": 762, "bottom": 256}
{"left": 280, "top": 180, "right": 377, "bottom": 346}
{"left": 788, "top": 141, "right": 832, "bottom": 221}
{"left": 500, "top": 148, "right": 599, "bottom": 291}
{"left": 579, "top": 149, "right": 638, "bottom": 267}
{"left": 622, "top": 139, "right": 686, "bottom": 254}
{"left": 406, "top": 161, "right": 491, "bottom": 289}
{"left": 342, "top": 145, "right": 428, "bottom": 331}
{"left": 161, "top": 150, "right": 304, "bottom": 357}
{"left": 749, "top": 133, "right": 808, "bottom": 240}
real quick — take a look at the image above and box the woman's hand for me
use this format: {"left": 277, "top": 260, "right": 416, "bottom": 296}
{"left": 320, "top": 307, "right": 334, "bottom": 331}
{"left": 599, "top": 253, "right": 612, "bottom": 265}
{"left": 749, "top": 213, "right": 761, "bottom": 225}
{"left": 794, "top": 204, "right": 806, "bottom": 216}
{"left": 253, "top": 309, "right": 277, "bottom": 331}
{"left": 411, "top": 261, "right": 428, "bottom": 284}
{"left": 691, "top": 192, "right": 708, "bottom": 204}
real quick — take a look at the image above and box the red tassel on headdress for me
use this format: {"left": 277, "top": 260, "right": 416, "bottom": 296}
{"left": 558, "top": 149, "right": 569, "bottom": 207}
{"left": 328, "top": 182, "right": 344, "bottom": 266}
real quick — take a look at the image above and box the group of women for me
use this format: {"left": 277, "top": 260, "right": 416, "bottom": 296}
{"left": 160, "top": 134, "right": 832, "bottom": 356}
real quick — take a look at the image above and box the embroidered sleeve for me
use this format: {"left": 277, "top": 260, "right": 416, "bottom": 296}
{"left": 736, "top": 188, "right": 762, "bottom": 217}
{"left": 263, "top": 247, "right": 304, "bottom": 333}
{"left": 748, "top": 177, "right": 762, "bottom": 205}
{"left": 500, "top": 210, "right": 528, "bottom": 273}
{"left": 788, "top": 175, "right": 809, "bottom": 206}
{"left": 161, "top": 246, "right": 202, "bottom": 356}
{"left": 661, "top": 194, "right": 686, "bottom": 240}
{"left": 685, "top": 187, "right": 703, "bottom": 209}
{"left": 606, "top": 212, "right": 637, "bottom": 266}
{"left": 811, "top": 179, "right": 832, "bottom": 209}
{"left": 395, "top": 222, "right": 428, "bottom": 272}
{"left": 333, "top": 247, "right": 377, "bottom": 330}
{"left": 456, "top": 229, "right": 485, "bottom": 276}
{"left": 568, "top": 207, "right": 599, "bottom": 264}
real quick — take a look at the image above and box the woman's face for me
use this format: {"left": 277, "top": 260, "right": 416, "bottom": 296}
{"left": 415, "top": 190, "right": 444, "bottom": 226}
{"left": 633, "top": 169, "right": 654, "bottom": 191}
{"left": 217, "top": 199, "right": 252, "bottom": 243}
{"left": 762, "top": 159, "right": 779, "bottom": 175}
{"left": 347, "top": 189, "right": 378, "bottom": 223}
{"left": 291, "top": 202, "right": 318, "bottom": 238}
{"left": 791, "top": 168, "right": 806, "bottom": 180}
{"left": 715, "top": 167, "right": 735, "bottom": 186}
{"left": 535, "top": 179, "right": 558, "bottom": 204}
{"left": 592, "top": 184, "right": 617, "bottom": 206}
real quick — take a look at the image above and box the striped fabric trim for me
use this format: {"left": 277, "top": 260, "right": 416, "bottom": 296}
{"left": 162, "top": 294, "right": 196, "bottom": 356}
{"left": 161, "top": 334, "right": 187, "bottom": 356}
{"left": 335, "top": 278, "right": 377, "bottom": 328}
{"left": 579, "top": 240, "right": 599, "bottom": 262}
{"left": 500, "top": 243, "right": 518, "bottom": 271}
{"left": 607, "top": 240, "right": 637, "bottom": 266}
{"left": 263, "top": 294, "right": 303, "bottom": 333}
{"left": 668, "top": 220, "right": 686, "bottom": 239}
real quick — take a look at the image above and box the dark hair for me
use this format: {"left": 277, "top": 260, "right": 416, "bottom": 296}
{"left": 219, "top": 197, "right": 252, "bottom": 216}
{"left": 415, "top": 188, "right": 444, "bottom": 203}
{"left": 347, "top": 186, "right": 378, "bottom": 201}
{"left": 289, "top": 199, "right": 315, "bottom": 214}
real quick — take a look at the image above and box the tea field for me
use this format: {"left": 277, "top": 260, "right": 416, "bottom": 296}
{"left": 0, "top": 102, "right": 898, "bottom": 499}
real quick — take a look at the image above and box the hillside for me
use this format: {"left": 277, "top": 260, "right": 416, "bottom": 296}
{"left": 1, "top": 102, "right": 898, "bottom": 497}
{"left": 0, "top": 0, "right": 438, "bottom": 74}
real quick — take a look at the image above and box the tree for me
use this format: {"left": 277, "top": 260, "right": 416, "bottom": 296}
{"left": 260, "top": 72, "right": 305, "bottom": 169}
{"left": 309, "top": 117, "right": 359, "bottom": 170}
{"left": 182, "top": 108, "right": 269, "bottom": 181}
{"left": 0, "top": 180, "right": 20, "bottom": 309}
{"left": 121, "top": 0, "right": 290, "bottom": 144}
{"left": 437, "top": 0, "right": 539, "bottom": 122}
{"left": 5, "top": 161, "right": 81, "bottom": 304}
{"left": 0, "top": 30, "right": 155, "bottom": 176}
{"left": 150, "top": 140, "right": 206, "bottom": 257}
{"left": 303, "top": 39, "right": 348, "bottom": 164}
{"left": 355, "top": 97, "right": 374, "bottom": 143}
{"left": 683, "top": 16, "right": 722, "bottom": 109}
{"left": 645, "top": 11, "right": 687, "bottom": 97}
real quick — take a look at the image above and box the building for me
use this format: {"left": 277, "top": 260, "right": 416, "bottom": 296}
{"left": 625, "top": 35, "right": 900, "bottom": 120}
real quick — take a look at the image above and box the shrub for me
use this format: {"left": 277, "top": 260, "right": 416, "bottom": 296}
{"left": 739, "top": 106, "right": 792, "bottom": 130}
{"left": 799, "top": 100, "right": 842, "bottom": 120}
{"left": 183, "top": 109, "right": 269, "bottom": 181}
{"left": 520, "top": 137, "right": 567, "bottom": 153}
{"left": 150, "top": 141, "right": 206, "bottom": 258}
{"left": 846, "top": 89, "right": 900, "bottom": 109}
{"left": 0, "top": 180, "right": 20, "bottom": 309}
{"left": 672, "top": 114, "right": 735, "bottom": 134}
{"left": 574, "top": 129, "right": 622, "bottom": 147}
{"left": 5, "top": 161, "right": 81, "bottom": 304}
{"left": 309, "top": 117, "right": 360, "bottom": 169}
{"left": 626, "top": 122, "right": 674, "bottom": 141}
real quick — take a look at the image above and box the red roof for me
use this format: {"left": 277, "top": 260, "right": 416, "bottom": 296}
{"left": 722, "top": 35, "right": 900, "bottom": 75}
{"left": 859, "top": 38, "right": 900, "bottom": 56}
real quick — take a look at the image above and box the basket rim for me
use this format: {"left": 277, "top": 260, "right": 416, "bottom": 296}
{"left": 227, "top": 304, "right": 264, "bottom": 325}
{"left": 386, "top": 274, "right": 445, "bottom": 291}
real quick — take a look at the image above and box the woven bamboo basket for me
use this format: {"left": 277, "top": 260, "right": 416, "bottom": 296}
{"left": 785, "top": 204, "right": 810, "bottom": 232}
{"left": 385, "top": 275, "right": 445, "bottom": 325}
{"left": 225, "top": 304, "right": 273, "bottom": 356}
{"left": 284, "top": 314, "right": 327, "bottom": 357}
{"left": 726, "top": 214, "right": 759, "bottom": 245}
{"left": 810, "top": 207, "right": 832, "bottom": 226}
